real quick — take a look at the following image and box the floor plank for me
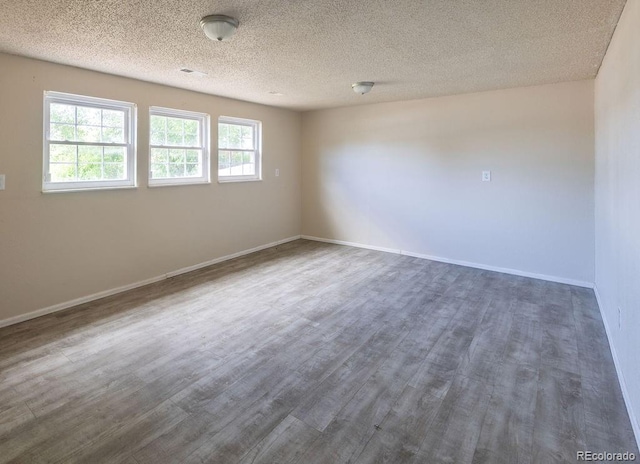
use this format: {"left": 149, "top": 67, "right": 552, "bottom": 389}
{"left": 471, "top": 362, "right": 538, "bottom": 464}
{"left": 238, "top": 415, "right": 320, "bottom": 464}
{"left": 0, "top": 240, "right": 636, "bottom": 464}
{"left": 532, "top": 366, "right": 587, "bottom": 463}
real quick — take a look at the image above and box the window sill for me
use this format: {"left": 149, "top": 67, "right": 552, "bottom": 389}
{"left": 148, "top": 180, "right": 211, "bottom": 188}
{"left": 42, "top": 185, "right": 137, "bottom": 194}
{"left": 217, "top": 178, "right": 262, "bottom": 184}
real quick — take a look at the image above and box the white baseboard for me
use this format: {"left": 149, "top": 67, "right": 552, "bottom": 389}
{"left": 0, "top": 235, "right": 301, "bottom": 329}
{"left": 301, "top": 235, "right": 594, "bottom": 288}
{"left": 593, "top": 285, "right": 640, "bottom": 451}
{"left": 164, "top": 235, "right": 301, "bottom": 278}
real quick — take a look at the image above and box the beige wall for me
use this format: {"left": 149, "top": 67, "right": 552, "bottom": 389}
{"left": 0, "top": 54, "right": 598, "bottom": 324}
{"left": 0, "top": 53, "right": 301, "bottom": 323}
{"left": 595, "top": 0, "right": 640, "bottom": 443}
{"left": 302, "top": 80, "right": 595, "bottom": 284}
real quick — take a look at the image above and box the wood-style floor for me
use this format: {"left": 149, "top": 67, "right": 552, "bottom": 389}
{"left": 0, "top": 240, "right": 637, "bottom": 463}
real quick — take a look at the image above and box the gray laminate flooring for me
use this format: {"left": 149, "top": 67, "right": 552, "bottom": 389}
{"left": 0, "top": 239, "right": 637, "bottom": 463}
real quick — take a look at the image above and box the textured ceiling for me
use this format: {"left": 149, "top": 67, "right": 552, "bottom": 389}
{"left": 0, "top": 0, "right": 626, "bottom": 110}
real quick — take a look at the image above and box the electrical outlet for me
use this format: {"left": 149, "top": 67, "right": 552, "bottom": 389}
{"left": 0, "top": 174, "right": 5, "bottom": 190}
{"left": 482, "top": 171, "right": 491, "bottom": 182}
{"left": 275, "top": 168, "right": 280, "bottom": 177}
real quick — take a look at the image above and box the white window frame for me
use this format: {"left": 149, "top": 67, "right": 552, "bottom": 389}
{"left": 43, "top": 91, "right": 137, "bottom": 192}
{"left": 148, "top": 107, "right": 210, "bottom": 187}
{"left": 217, "top": 116, "right": 262, "bottom": 183}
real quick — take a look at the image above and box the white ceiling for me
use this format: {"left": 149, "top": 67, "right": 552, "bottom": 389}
{"left": 0, "top": 0, "right": 626, "bottom": 111}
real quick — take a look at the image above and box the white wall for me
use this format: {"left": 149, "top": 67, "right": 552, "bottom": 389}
{"left": 302, "top": 81, "right": 595, "bottom": 285}
{"left": 594, "top": 0, "right": 640, "bottom": 443}
{"left": 0, "top": 53, "right": 301, "bottom": 324}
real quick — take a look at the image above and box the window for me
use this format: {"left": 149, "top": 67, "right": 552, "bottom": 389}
{"left": 43, "top": 91, "right": 136, "bottom": 192}
{"left": 149, "top": 107, "right": 210, "bottom": 186}
{"left": 218, "top": 116, "right": 261, "bottom": 182}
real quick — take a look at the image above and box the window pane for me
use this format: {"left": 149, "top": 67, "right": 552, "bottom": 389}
{"left": 186, "top": 150, "right": 200, "bottom": 163}
{"left": 169, "top": 163, "right": 184, "bottom": 177}
{"left": 102, "top": 127, "right": 124, "bottom": 143}
{"left": 219, "top": 123, "right": 245, "bottom": 149}
{"left": 104, "top": 163, "right": 125, "bottom": 180}
{"left": 186, "top": 163, "right": 201, "bottom": 176}
{"left": 78, "top": 163, "right": 103, "bottom": 180}
{"left": 241, "top": 125, "right": 254, "bottom": 149}
{"left": 169, "top": 149, "right": 185, "bottom": 163}
{"left": 76, "top": 106, "right": 101, "bottom": 126}
{"left": 150, "top": 115, "right": 166, "bottom": 145}
{"left": 184, "top": 119, "right": 200, "bottom": 142}
{"left": 151, "top": 163, "right": 167, "bottom": 178}
{"left": 150, "top": 131, "right": 165, "bottom": 145}
{"left": 230, "top": 124, "right": 242, "bottom": 149}
{"left": 230, "top": 151, "right": 243, "bottom": 176}
{"left": 184, "top": 119, "right": 198, "bottom": 135}
{"left": 78, "top": 145, "right": 103, "bottom": 163}
{"left": 50, "top": 104, "right": 75, "bottom": 124}
{"left": 104, "top": 147, "right": 125, "bottom": 163}
{"left": 167, "top": 117, "right": 183, "bottom": 133}
{"left": 77, "top": 125, "right": 102, "bottom": 143}
{"left": 167, "top": 131, "right": 183, "bottom": 145}
{"left": 50, "top": 123, "right": 75, "bottom": 141}
{"left": 150, "top": 115, "right": 165, "bottom": 132}
{"left": 49, "top": 145, "right": 127, "bottom": 182}
{"left": 184, "top": 130, "right": 199, "bottom": 147}
{"left": 218, "top": 123, "right": 229, "bottom": 148}
{"left": 166, "top": 117, "right": 184, "bottom": 146}
{"left": 243, "top": 152, "right": 255, "bottom": 175}
{"left": 50, "top": 105, "right": 126, "bottom": 144}
{"left": 50, "top": 163, "right": 77, "bottom": 181}
{"left": 102, "top": 110, "right": 124, "bottom": 128}
{"left": 218, "top": 150, "right": 231, "bottom": 174}
{"left": 50, "top": 144, "right": 77, "bottom": 163}
{"left": 151, "top": 148, "right": 169, "bottom": 163}
{"left": 151, "top": 115, "right": 202, "bottom": 147}
{"left": 218, "top": 145, "right": 257, "bottom": 178}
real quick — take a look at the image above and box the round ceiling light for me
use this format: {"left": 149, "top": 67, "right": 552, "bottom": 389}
{"left": 200, "top": 15, "right": 239, "bottom": 41}
{"left": 352, "top": 82, "right": 374, "bottom": 95}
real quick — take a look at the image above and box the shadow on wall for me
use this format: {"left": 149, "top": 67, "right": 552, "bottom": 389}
{"left": 302, "top": 80, "right": 595, "bottom": 283}
{"left": 312, "top": 137, "right": 526, "bottom": 260}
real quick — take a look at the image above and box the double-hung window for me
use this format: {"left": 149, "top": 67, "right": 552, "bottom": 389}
{"left": 149, "top": 107, "right": 210, "bottom": 186}
{"left": 218, "top": 116, "right": 261, "bottom": 182}
{"left": 43, "top": 91, "right": 136, "bottom": 192}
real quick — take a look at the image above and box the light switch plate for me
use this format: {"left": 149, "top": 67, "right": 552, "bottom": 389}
{"left": 0, "top": 174, "right": 5, "bottom": 190}
{"left": 482, "top": 171, "right": 491, "bottom": 182}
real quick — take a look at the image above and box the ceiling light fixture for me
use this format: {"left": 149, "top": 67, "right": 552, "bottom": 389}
{"left": 352, "top": 82, "right": 374, "bottom": 95}
{"left": 200, "top": 15, "right": 239, "bottom": 41}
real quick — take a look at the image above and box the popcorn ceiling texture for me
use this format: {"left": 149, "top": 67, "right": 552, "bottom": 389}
{"left": 0, "top": 0, "right": 626, "bottom": 110}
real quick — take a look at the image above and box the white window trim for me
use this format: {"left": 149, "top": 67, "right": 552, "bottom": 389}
{"left": 217, "top": 116, "right": 262, "bottom": 183}
{"left": 43, "top": 91, "right": 137, "bottom": 192}
{"left": 148, "top": 106, "right": 210, "bottom": 187}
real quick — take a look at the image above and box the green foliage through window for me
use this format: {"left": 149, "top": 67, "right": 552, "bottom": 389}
{"left": 218, "top": 118, "right": 259, "bottom": 179}
{"left": 44, "top": 91, "right": 135, "bottom": 191}
{"left": 149, "top": 109, "right": 207, "bottom": 182}
{"left": 48, "top": 145, "right": 127, "bottom": 183}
